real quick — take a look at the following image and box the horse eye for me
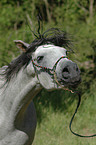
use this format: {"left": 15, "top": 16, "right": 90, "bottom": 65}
{"left": 37, "top": 56, "right": 44, "bottom": 63}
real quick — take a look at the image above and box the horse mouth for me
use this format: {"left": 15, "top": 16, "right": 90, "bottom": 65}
{"left": 60, "top": 78, "right": 81, "bottom": 89}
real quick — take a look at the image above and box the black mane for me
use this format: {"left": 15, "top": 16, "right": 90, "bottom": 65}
{"left": 27, "top": 28, "right": 71, "bottom": 53}
{"left": 1, "top": 28, "right": 72, "bottom": 83}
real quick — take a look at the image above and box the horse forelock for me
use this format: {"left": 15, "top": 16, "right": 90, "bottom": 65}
{"left": 27, "top": 28, "right": 72, "bottom": 53}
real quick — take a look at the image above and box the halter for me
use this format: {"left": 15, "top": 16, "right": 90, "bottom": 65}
{"left": 32, "top": 56, "right": 96, "bottom": 138}
{"left": 32, "top": 56, "right": 74, "bottom": 93}
{"left": 32, "top": 56, "right": 66, "bottom": 73}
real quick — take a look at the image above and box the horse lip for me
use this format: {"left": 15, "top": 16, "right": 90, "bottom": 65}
{"left": 59, "top": 78, "right": 81, "bottom": 88}
{"left": 69, "top": 80, "right": 81, "bottom": 89}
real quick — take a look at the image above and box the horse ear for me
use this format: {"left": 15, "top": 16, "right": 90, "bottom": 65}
{"left": 14, "top": 40, "right": 29, "bottom": 52}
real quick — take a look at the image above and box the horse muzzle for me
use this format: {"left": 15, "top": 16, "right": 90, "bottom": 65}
{"left": 56, "top": 59, "right": 81, "bottom": 88}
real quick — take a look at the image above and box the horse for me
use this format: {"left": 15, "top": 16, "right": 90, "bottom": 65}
{"left": 0, "top": 28, "right": 81, "bottom": 145}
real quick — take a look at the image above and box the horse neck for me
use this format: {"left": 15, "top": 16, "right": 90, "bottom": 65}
{"left": 0, "top": 63, "right": 42, "bottom": 119}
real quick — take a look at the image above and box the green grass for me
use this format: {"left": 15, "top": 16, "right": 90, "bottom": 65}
{"left": 33, "top": 87, "right": 96, "bottom": 145}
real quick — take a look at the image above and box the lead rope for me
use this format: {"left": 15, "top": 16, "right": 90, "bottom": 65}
{"left": 54, "top": 70, "right": 96, "bottom": 138}
{"left": 69, "top": 91, "right": 96, "bottom": 138}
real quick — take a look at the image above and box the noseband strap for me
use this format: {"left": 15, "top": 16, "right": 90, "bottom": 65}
{"left": 32, "top": 56, "right": 66, "bottom": 74}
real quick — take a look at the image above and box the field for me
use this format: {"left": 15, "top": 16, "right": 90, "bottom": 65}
{"left": 33, "top": 86, "right": 96, "bottom": 145}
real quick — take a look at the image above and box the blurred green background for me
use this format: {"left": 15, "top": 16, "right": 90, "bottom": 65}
{"left": 0, "top": 0, "right": 96, "bottom": 144}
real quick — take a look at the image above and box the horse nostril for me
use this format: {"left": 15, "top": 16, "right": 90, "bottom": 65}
{"left": 62, "top": 67, "right": 69, "bottom": 73}
{"left": 62, "top": 67, "right": 69, "bottom": 79}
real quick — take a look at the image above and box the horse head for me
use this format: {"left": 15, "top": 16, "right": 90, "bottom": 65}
{"left": 14, "top": 31, "right": 81, "bottom": 91}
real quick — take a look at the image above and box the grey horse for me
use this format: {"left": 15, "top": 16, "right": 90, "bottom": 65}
{"left": 0, "top": 28, "right": 81, "bottom": 145}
